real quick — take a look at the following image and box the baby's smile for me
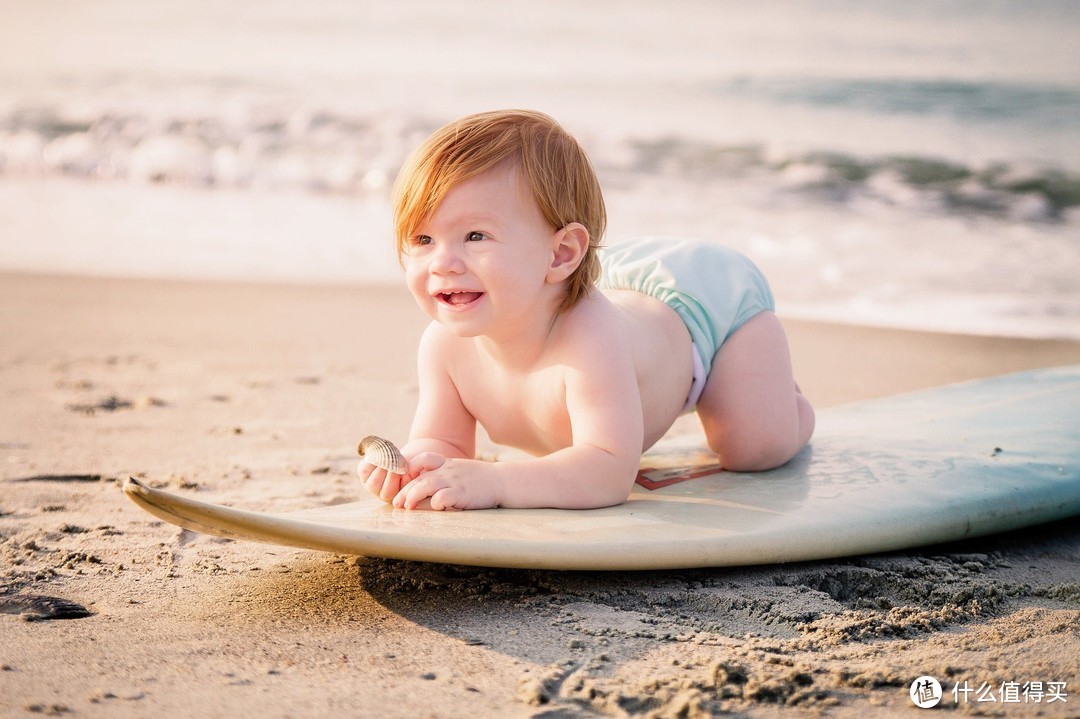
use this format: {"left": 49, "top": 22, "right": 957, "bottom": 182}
{"left": 438, "top": 290, "right": 485, "bottom": 307}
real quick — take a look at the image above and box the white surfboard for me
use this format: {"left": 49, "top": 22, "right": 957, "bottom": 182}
{"left": 123, "top": 365, "right": 1080, "bottom": 570}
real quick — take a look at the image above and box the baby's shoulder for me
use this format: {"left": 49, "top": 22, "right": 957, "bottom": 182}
{"left": 417, "top": 320, "right": 470, "bottom": 357}
{"left": 555, "top": 293, "right": 631, "bottom": 349}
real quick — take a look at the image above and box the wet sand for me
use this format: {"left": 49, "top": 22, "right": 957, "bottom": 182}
{"left": 1, "top": 271, "right": 1078, "bottom": 717}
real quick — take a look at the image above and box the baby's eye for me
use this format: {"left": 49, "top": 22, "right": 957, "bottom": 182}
{"left": 413, "top": 234, "right": 432, "bottom": 246}
{"left": 465, "top": 231, "right": 486, "bottom": 242}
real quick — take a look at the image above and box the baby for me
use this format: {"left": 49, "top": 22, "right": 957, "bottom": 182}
{"left": 359, "top": 109, "right": 814, "bottom": 510}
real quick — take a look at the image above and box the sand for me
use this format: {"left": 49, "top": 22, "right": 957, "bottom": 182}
{"left": 1, "top": 271, "right": 1078, "bottom": 718}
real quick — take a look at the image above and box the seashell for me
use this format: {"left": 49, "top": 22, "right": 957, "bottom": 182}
{"left": 357, "top": 435, "right": 407, "bottom": 474}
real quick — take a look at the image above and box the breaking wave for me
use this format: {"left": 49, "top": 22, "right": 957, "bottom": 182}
{"left": 2, "top": 105, "right": 1078, "bottom": 225}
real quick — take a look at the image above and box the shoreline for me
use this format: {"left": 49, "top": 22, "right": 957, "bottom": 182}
{"left": 6, "top": 268, "right": 1080, "bottom": 406}
{"left": 2, "top": 270, "right": 1078, "bottom": 717}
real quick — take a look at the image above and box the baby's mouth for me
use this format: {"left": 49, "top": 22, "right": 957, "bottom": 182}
{"left": 438, "top": 291, "right": 484, "bottom": 307}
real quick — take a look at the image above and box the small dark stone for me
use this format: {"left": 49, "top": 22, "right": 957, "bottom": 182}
{"left": 0, "top": 594, "right": 92, "bottom": 621}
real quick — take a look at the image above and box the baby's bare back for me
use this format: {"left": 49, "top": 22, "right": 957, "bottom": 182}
{"left": 601, "top": 289, "right": 695, "bottom": 447}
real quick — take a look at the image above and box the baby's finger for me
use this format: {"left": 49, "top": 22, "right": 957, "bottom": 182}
{"left": 391, "top": 481, "right": 414, "bottom": 509}
{"left": 406, "top": 452, "right": 446, "bottom": 479}
{"left": 429, "top": 488, "right": 464, "bottom": 512}
{"left": 362, "top": 466, "right": 387, "bottom": 499}
{"left": 393, "top": 476, "right": 440, "bottom": 510}
{"left": 378, "top": 471, "right": 402, "bottom": 503}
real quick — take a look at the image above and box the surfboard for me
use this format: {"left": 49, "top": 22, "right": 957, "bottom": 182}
{"left": 123, "top": 365, "right": 1080, "bottom": 570}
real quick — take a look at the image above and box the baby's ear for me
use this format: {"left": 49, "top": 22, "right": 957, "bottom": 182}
{"left": 547, "top": 223, "right": 589, "bottom": 283}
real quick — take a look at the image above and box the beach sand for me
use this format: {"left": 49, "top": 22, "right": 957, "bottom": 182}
{"left": 1, "top": 271, "right": 1078, "bottom": 717}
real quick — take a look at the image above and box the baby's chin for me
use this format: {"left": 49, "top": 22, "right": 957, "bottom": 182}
{"left": 425, "top": 309, "right": 488, "bottom": 338}
{"left": 438, "top": 324, "right": 485, "bottom": 338}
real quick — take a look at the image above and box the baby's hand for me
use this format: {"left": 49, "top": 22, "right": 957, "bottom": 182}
{"left": 357, "top": 459, "right": 413, "bottom": 504}
{"left": 392, "top": 455, "right": 502, "bottom": 511}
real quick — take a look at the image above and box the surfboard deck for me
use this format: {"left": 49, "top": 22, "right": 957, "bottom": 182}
{"left": 123, "top": 365, "right": 1080, "bottom": 570}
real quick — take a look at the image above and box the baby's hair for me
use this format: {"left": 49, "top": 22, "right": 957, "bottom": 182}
{"left": 392, "top": 109, "right": 606, "bottom": 312}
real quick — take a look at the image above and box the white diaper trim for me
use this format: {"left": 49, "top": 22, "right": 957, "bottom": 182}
{"left": 683, "top": 343, "right": 707, "bottom": 414}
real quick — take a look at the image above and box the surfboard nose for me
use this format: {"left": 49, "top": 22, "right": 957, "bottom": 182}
{"left": 122, "top": 476, "right": 148, "bottom": 497}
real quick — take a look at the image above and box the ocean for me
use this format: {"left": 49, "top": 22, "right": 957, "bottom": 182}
{"left": 1, "top": 0, "right": 1078, "bottom": 338}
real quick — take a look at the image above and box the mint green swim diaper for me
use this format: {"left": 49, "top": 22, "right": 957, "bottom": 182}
{"left": 597, "top": 236, "right": 775, "bottom": 410}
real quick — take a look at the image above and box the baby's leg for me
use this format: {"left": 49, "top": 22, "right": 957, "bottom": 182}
{"left": 696, "top": 312, "right": 814, "bottom": 471}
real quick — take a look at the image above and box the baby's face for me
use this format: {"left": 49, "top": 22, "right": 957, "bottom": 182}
{"left": 403, "top": 164, "right": 561, "bottom": 337}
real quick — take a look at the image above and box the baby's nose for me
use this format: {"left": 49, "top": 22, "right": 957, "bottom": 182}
{"left": 430, "top": 243, "right": 465, "bottom": 274}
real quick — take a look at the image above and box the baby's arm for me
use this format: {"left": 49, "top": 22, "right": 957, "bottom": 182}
{"left": 358, "top": 324, "right": 476, "bottom": 502}
{"left": 395, "top": 319, "right": 645, "bottom": 510}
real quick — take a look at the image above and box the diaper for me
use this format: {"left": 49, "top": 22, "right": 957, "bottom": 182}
{"left": 597, "top": 236, "right": 775, "bottom": 413}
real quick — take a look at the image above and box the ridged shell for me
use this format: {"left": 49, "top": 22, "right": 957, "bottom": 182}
{"left": 357, "top": 435, "right": 407, "bottom": 474}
